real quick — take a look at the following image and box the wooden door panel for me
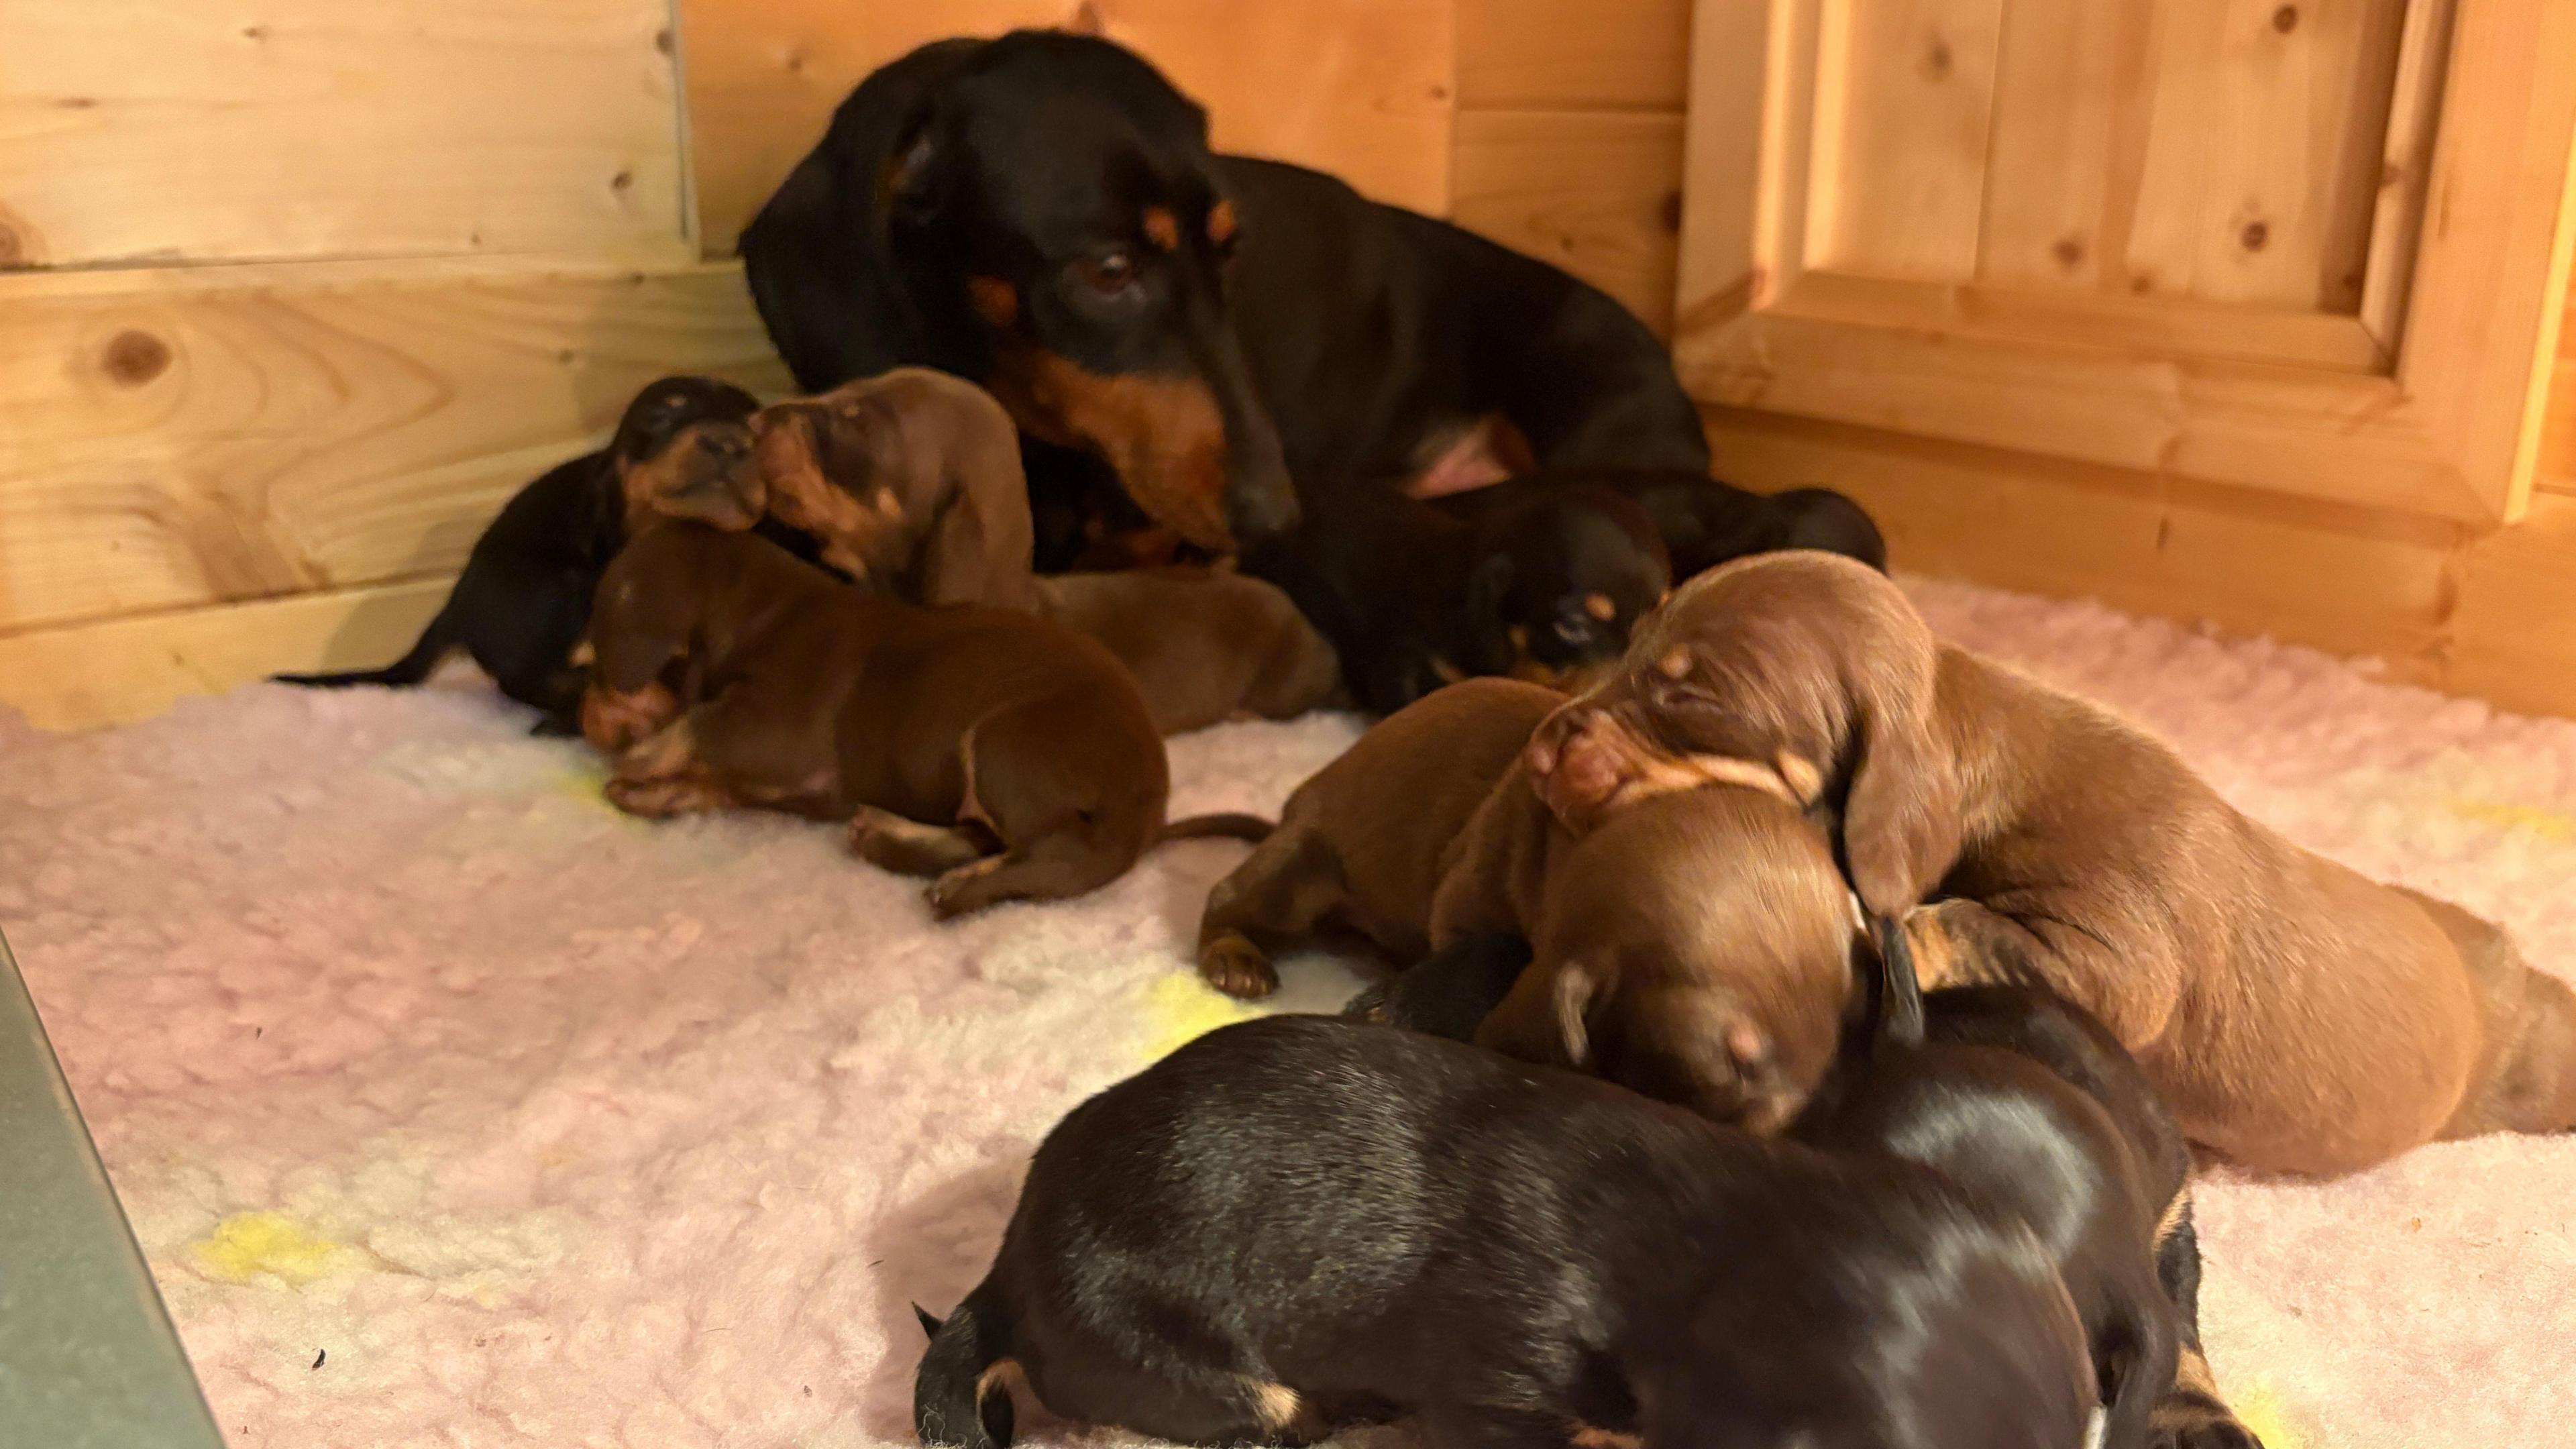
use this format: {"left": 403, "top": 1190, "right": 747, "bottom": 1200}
{"left": 1675, "top": 0, "right": 2576, "bottom": 522}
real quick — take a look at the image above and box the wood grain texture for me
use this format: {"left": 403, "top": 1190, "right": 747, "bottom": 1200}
{"left": 0, "top": 260, "right": 790, "bottom": 637}
{"left": 0, "top": 578, "right": 453, "bottom": 733}
{"left": 1452, "top": 110, "right": 1686, "bottom": 333}
{"left": 1808, "top": 0, "right": 2005, "bottom": 282}
{"left": 0, "top": 0, "right": 686, "bottom": 269}
{"left": 679, "top": 0, "right": 1456, "bottom": 255}
{"left": 2544, "top": 282, "right": 2576, "bottom": 495}
{"left": 1456, "top": 0, "right": 1693, "bottom": 110}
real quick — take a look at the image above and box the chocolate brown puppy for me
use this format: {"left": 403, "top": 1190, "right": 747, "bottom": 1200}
{"left": 1032, "top": 566, "right": 1343, "bottom": 735}
{"left": 916, "top": 1015, "right": 2096, "bottom": 1449}
{"left": 646, "top": 367, "right": 1042, "bottom": 612}
{"left": 1439, "top": 777, "right": 1860, "bottom": 1130}
{"left": 1196, "top": 678, "right": 1562, "bottom": 998}
{"left": 1528, "top": 550, "right": 2576, "bottom": 1175}
{"left": 583, "top": 523, "right": 1258, "bottom": 917}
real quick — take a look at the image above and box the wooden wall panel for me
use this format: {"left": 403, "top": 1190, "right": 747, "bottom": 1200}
{"left": 0, "top": 580, "right": 451, "bottom": 733}
{"left": 0, "top": 0, "right": 686, "bottom": 269}
{"left": 680, "top": 0, "right": 1456, "bottom": 255}
{"left": 1809, "top": 0, "right": 2005, "bottom": 282}
{"left": 0, "top": 262, "right": 790, "bottom": 637}
{"left": 1452, "top": 111, "right": 1686, "bottom": 333}
{"left": 1456, "top": 0, "right": 1693, "bottom": 110}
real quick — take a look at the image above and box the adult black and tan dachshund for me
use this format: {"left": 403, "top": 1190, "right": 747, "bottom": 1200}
{"left": 739, "top": 30, "right": 1716, "bottom": 568}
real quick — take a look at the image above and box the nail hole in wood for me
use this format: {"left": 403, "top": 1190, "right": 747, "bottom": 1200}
{"left": 2241, "top": 220, "right": 2269, "bottom": 252}
{"left": 1923, "top": 38, "right": 1953, "bottom": 80}
{"left": 2052, "top": 237, "right": 2086, "bottom": 269}
{"left": 2271, "top": 5, "right": 2298, "bottom": 34}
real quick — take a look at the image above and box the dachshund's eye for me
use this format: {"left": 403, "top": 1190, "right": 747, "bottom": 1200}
{"left": 1073, "top": 251, "right": 1138, "bottom": 294}
{"left": 1553, "top": 616, "right": 1592, "bottom": 645}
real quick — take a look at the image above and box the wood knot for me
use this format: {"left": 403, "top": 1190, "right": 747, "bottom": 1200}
{"left": 2240, "top": 220, "right": 2270, "bottom": 252}
{"left": 103, "top": 329, "right": 172, "bottom": 386}
{"left": 610, "top": 169, "right": 635, "bottom": 195}
{"left": 242, "top": 23, "right": 267, "bottom": 40}
{"left": 1922, "top": 38, "right": 1953, "bottom": 80}
{"left": 1070, "top": 1, "right": 1106, "bottom": 36}
{"left": 2052, "top": 236, "right": 2086, "bottom": 269}
{"left": 1658, "top": 190, "right": 1684, "bottom": 235}
{"left": 2271, "top": 5, "right": 2298, "bottom": 34}
{"left": 653, "top": 28, "right": 673, "bottom": 56}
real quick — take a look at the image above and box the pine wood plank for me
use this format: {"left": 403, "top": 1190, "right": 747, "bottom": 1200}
{"left": 1452, "top": 109, "right": 1686, "bottom": 334}
{"left": 0, "top": 260, "right": 790, "bottom": 636}
{"left": 0, "top": 0, "right": 686, "bottom": 268}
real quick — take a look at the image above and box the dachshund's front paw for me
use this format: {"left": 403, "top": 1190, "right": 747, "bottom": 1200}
{"left": 1197, "top": 932, "right": 1279, "bottom": 1000}
{"left": 922, "top": 857, "right": 1007, "bottom": 920}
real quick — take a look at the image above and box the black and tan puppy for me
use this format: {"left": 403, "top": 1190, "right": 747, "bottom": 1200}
{"left": 1241, "top": 471, "right": 1670, "bottom": 714}
{"left": 1197, "top": 678, "right": 1562, "bottom": 998}
{"left": 274, "top": 376, "right": 762, "bottom": 733}
{"left": 915, "top": 1015, "right": 2096, "bottom": 1449}
{"left": 1437, "top": 467, "right": 1888, "bottom": 580}
{"left": 1363, "top": 940, "right": 2240, "bottom": 1449}
{"left": 1032, "top": 567, "right": 1343, "bottom": 735}
{"left": 581, "top": 523, "right": 1259, "bottom": 917}
{"left": 743, "top": 32, "right": 1710, "bottom": 561}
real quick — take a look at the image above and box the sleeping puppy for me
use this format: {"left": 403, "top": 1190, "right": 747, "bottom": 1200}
{"left": 1242, "top": 470, "right": 1670, "bottom": 714}
{"left": 1437, "top": 468, "right": 1888, "bottom": 582}
{"left": 274, "top": 376, "right": 762, "bottom": 733}
{"left": 1525, "top": 550, "right": 2576, "bottom": 1175}
{"left": 650, "top": 368, "right": 1042, "bottom": 612}
{"left": 915, "top": 1015, "right": 2097, "bottom": 1449}
{"left": 1197, "top": 678, "right": 1562, "bottom": 998}
{"left": 1031, "top": 567, "right": 1342, "bottom": 735}
{"left": 1357, "top": 941, "right": 2256, "bottom": 1449}
{"left": 1448, "top": 780, "right": 1861, "bottom": 1131}
{"left": 582, "top": 523, "right": 1261, "bottom": 917}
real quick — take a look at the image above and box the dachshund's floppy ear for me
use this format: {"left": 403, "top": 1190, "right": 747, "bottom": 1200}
{"left": 1475, "top": 957, "right": 1602, "bottom": 1069}
{"left": 1839, "top": 688, "right": 1962, "bottom": 920}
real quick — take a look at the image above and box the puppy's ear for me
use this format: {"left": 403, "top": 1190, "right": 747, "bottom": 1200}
{"left": 1841, "top": 695, "right": 1962, "bottom": 920}
{"left": 1475, "top": 959, "right": 1601, "bottom": 1068}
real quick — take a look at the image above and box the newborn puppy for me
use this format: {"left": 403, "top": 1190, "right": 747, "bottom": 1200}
{"left": 1032, "top": 567, "right": 1343, "bottom": 735}
{"left": 1196, "top": 678, "right": 1562, "bottom": 998}
{"left": 1242, "top": 471, "right": 1670, "bottom": 714}
{"left": 649, "top": 368, "right": 1042, "bottom": 612}
{"left": 1528, "top": 550, "right": 2576, "bottom": 1175}
{"left": 1438, "top": 467, "right": 1887, "bottom": 582}
{"left": 916, "top": 1015, "right": 2096, "bottom": 1449}
{"left": 1457, "top": 781, "right": 1860, "bottom": 1130}
{"left": 583, "top": 523, "right": 1259, "bottom": 917}
{"left": 274, "top": 376, "right": 761, "bottom": 733}
{"left": 1355, "top": 945, "right": 2255, "bottom": 1449}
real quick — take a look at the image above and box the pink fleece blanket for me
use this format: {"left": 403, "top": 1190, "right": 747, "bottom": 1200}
{"left": 2, "top": 577, "right": 2570, "bottom": 1448}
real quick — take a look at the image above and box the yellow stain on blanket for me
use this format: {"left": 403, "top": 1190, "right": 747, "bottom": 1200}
{"left": 186, "top": 1212, "right": 358, "bottom": 1286}
{"left": 2226, "top": 1379, "right": 2306, "bottom": 1449}
{"left": 2445, "top": 797, "right": 2576, "bottom": 845}
{"left": 1138, "top": 971, "right": 1264, "bottom": 1060}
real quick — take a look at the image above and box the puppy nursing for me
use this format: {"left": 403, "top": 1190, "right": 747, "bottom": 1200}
{"left": 1534, "top": 551, "right": 2576, "bottom": 1175}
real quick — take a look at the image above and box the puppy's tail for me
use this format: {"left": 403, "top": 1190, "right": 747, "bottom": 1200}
{"left": 1868, "top": 913, "right": 1927, "bottom": 1049}
{"left": 272, "top": 598, "right": 459, "bottom": 690}
{"left": 1154, "top": 812, "right": 1275, "bottom": 846}
{"left": 913, "top": 1280, "right": 1017, "bottom": 1449}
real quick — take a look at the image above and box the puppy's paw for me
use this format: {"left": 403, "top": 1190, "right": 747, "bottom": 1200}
{"left": 1198, "top": 932, "right": 1279, "bottom": 1000}
{"left": 603, "top": 776, "right": 698, "bottom": 818}
{"left": 1341, "top": 981, "right": 1395, "bottom": 1022}
{"left": 2149, "top": 1401, "right": 2263, "bottom": 1449}
{"left": 923, "top": 857, "right": 1008, "bottom": 920}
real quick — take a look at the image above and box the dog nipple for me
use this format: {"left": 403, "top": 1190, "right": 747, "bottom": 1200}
{"left": 1657, "top": 647, "right": 1693, "bottom": 681}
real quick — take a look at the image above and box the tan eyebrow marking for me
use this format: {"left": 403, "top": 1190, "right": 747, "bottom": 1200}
{"left": 1583, "top": 592, "right": 1617, "bottom": 621}
{"left": 1207, "top": 199, "right": 1238, "bottom": 244}
{"left": 1141, "top": 207, "right": 1179, "bottom": 250}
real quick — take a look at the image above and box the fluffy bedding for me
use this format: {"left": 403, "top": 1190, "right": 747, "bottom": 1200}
{"left": 3, "top": 576, "right": 2571, "bottom": 1448}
